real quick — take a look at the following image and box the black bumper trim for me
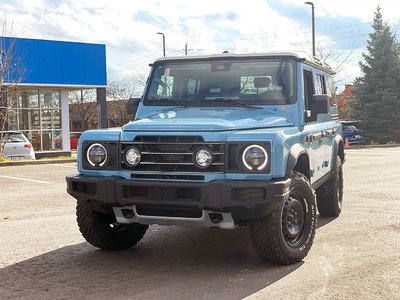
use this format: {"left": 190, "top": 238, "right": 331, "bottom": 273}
{"left": 66, "top": 174, "right": 290, "bottom": 222}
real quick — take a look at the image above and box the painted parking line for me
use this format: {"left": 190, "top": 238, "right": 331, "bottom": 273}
{"left": 0, "top": 175, "right": 51, "bottom": 184}
{"left": 49, "top": 164, "right": 77, "bottom": 168}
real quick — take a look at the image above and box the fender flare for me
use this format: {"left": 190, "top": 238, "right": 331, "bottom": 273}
{"left": 332, "top": 134, "right": 345, "bottom": 168}
{"left": 285, "top": 143, "right": 309, "bottom": 178}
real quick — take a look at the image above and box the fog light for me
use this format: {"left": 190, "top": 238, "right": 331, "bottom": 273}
{"left": 194, "top": 148, "right": 213, "bottom": 169}
{"left": 125, "top": 146, "right": 141, "bottom": 167}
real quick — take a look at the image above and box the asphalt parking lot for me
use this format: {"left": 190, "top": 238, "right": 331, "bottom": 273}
{"left": 1, "top": 147, "right": 399, "bottom": 299}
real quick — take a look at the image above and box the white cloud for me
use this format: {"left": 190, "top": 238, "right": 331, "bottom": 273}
{"left": 282, "top": 0, "right": 400, "bottom": 22}
{"left": 1, "top": 0, "right": 393, "bottom": 85}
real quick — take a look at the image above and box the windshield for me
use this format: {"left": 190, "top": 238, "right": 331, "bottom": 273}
{"left": 144, "top": 59, "right": 296, "bottom": 106}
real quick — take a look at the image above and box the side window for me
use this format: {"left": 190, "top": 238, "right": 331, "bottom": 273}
{"left": 315, "top": 74, "right": 326, "bottom": 94}
{"left": 327, "top": 76, "right": 337, "bottom": 106}
{"left": 303, "top": 69, "right": 314, "bottom": 111}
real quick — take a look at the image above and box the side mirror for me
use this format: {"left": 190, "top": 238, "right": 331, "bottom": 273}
{"left": 127, "top": 97, "right": 141, "bottom": 116}
{"left": 310, "top": 95, "right": 329, "bottom": 121}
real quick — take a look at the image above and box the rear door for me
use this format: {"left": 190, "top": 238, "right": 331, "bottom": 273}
{"left": 316, "top": 73, "right": 334, "bottom": 170}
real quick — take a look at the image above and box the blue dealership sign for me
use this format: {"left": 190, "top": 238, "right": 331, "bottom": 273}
{"left": 3, "top": 37, "right": 107, "bottom": 86}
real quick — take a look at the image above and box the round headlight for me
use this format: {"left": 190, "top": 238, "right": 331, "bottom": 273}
{"left": 242, "top": 145, "right": 268, "bottom": 170}
{"left": 125, "top": 146, "right": 141, "bottom": 167}
{"left": 87, "top": 143, "right": 107, "bottom": 167}
{"left": 194, "top": 148, "right": 213, "bottom": 169}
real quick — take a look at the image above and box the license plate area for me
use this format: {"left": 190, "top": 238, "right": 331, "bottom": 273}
{"left": 10, "top": 156, "right": 22, "bottom": 160}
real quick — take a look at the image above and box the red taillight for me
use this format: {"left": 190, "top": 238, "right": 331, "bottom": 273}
{"left": 24, "top": 144, "right": 32, "bottom": 149}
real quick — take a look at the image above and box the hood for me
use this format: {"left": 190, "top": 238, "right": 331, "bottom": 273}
{"left": 123, "top": 107, "right": 293, "bottom": 132}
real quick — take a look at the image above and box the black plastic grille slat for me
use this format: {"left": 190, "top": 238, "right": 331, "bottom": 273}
{"left": 131, "top": 174, "right": 205, "bottom": 180}
{"left": 121, "top": 136, "right": 225, "bottom": 174}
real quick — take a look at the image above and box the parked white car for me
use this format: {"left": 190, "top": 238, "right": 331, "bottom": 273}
{"left": 2, "top": 132, "right": 36, "bottom": 160}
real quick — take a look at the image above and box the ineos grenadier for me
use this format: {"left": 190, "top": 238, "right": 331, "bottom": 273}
{"left": 67, "top": 52, "right": 344, "bottom": 264}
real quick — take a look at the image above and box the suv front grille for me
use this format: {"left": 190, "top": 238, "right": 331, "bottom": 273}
{"left": 121, "top": 136, "right": 225, "bottom": 173}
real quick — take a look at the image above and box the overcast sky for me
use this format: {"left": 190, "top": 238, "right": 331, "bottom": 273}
{"left": 1, "top": 0, "right": 400, "bottom": 90}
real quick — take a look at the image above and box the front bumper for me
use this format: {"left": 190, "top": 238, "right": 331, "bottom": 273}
{"left": 66, "top": 174, "right": 291, "bottom": 223}
{"left": 4, "top": 153, "right": 35, "bottom": 160}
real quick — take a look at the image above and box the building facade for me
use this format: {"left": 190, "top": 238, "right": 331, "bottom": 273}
{"left": 1, "top": 37, "right": 107, "bottom": 155}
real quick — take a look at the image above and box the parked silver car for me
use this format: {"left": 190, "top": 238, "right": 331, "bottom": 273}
{"left": 2, "top": 132, "right": 36, "bottom": 160}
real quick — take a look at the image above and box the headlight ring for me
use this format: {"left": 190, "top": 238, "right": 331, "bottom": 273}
{"left": 242, "top": 145, "right": 268, "bottom": 171}
{"left": 87, "top": 143, "right": 107, "bottom": 167}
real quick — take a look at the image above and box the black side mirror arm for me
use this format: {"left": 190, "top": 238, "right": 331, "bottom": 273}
{"left": 127, "top": 97, "right": 141, "bottom": 117}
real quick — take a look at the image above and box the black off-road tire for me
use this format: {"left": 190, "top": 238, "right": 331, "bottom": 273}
{"left": 316, "top": 156, "right": 343, "bottom": 217}
{"left": 76, "top": 202, "right": 148, "bottom": 250}
{"left": 249, "top": 172, "right": 317, "bottom": 264}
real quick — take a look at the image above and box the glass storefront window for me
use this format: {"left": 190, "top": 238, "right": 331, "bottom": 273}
{"left": 19, "top": 90, "right": 39, "bottom": 108}
{"left": 22, "top": 131, "right": 41, "bottom": 152}
{"left": 6, "top": 89, "right": 63, "bottom": 152}
{"left": 40, "top": 90, "right": 60, "bottom": 108}
{"left": 7, "top": 109, "right": 18, "bottom": 130}
{"left": 42, "top": 130, "right": 62, "bottom": 151}
{"left": 18, "top": 109, "right": 41, "bottom": 130}
{"left": 41, "top": 109, "right": 61, "bottom": 129}
{"left": 6, "top": 90, "right": 18, "bottom": 108}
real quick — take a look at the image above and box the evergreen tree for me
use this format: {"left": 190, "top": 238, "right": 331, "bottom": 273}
{"left": 352, "top": 6, "right": 400, "bottom": 143}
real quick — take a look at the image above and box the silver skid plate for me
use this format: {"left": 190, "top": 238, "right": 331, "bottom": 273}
{"left": 113, "top": 206, "right": 237, "bottom": 229}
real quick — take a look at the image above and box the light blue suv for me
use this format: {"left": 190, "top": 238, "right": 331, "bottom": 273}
{"left": 67, "top": 53, "right": 345, "bottom": 264}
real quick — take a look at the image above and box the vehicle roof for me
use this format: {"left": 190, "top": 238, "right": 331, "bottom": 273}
{"left": 152, "top": 52, "right": 334, "bottom": 74}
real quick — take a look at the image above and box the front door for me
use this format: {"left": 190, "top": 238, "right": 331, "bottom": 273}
{"left": 303, "top": 68, "right": 325, "bottom": 184}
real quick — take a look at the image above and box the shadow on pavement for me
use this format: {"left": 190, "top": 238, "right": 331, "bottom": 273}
{"left": 0, "top": 226, "right": 304, "bottom": 299}
{"left": 317, "top": 215, "right": 338, "bottom": 229}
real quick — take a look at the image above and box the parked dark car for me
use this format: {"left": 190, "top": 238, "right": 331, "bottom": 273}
{"left": 341, "top": 121, "right": 363, "bottom": 144}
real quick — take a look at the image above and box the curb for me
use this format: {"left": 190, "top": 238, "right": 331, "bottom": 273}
{"left": 347, "top": 144, "right": 400, "bottom": 149}
{"left": 0, "top": 159, "right": 77, "bottom": 167}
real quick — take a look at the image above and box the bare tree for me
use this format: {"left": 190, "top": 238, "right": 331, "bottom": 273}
{"left": 68, "top": 89, "right": 98, "bottom": 131}
{"left": 315, "top": 44, "right": 355, "bottom": 84}
{"left": 0, "top": 19, "right": 26, "bottom": 160}
{"left": 107, "top": 73, "right": 146, "bottom": 126}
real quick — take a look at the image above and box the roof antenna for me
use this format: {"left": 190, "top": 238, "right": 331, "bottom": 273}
{"left": 222, "top": 50, "right": 229, "bottom": 53}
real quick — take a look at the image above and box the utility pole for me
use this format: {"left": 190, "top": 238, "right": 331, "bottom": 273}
{"left": 156, "top": 32, "right": 166, "bottom": 57}
{"left": 183, "top": 42, "right": 196, "bottom": 55}
{"left": 304, "top": 2, "right": 315, "bottom": 57}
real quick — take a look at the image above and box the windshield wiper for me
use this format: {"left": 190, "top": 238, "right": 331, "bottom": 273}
{"left": 201, "top": 97, "right": 263, "bottom": 109}
{"left": 158, "top": 98, "right": 189, "bottom": 107}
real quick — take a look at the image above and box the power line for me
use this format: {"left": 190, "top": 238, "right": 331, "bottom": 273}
{"left": 112, "top": 17, "right": 392, "bottom": 70}
{"left": 114, "top": 42, "right": 186, "bottom": 69}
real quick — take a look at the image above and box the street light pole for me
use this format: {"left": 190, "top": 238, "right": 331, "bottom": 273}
{"left": 304, "top": 2, "right": 315, "bottom": 57}
{"left": 156, "top": 32, "right": 166, "bottom": 57}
